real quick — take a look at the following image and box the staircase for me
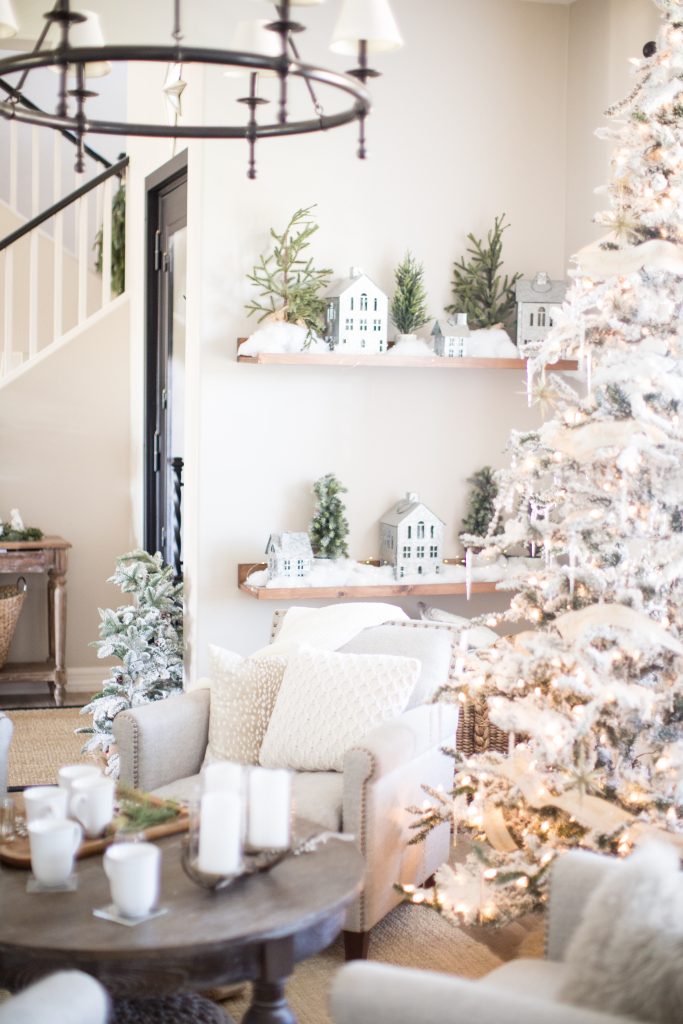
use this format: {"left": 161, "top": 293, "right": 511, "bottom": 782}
{"left": 0, "top": 114, "right": 128, "bottom": 385}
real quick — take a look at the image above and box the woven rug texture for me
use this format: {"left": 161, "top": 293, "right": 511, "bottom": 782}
{"left": 5, "top": 707, "right": 93, "bottom": 788}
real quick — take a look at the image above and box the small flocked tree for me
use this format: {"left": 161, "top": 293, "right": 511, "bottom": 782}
{"left": 406, "top": 1, "right": 683, "bottom": 927}
{"left": 245, "top": 205, "right": 332, "bottom": 341}
{"left": 79, "top": 551, "right": 184, "bottom": 777}
{"left": 460, "top": 466, "right": 500, "bottom": 543}
{"left": 446, "top": 214, "right": 521, "bottom": 333}
{"left": 309, "top": 473, "right": 350, "bottom": 559}
{"left": 390, "top": 252, "right": 431, "bottom": 335}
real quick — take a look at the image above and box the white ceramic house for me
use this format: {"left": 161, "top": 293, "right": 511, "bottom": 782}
{"left": 324, "top": 268, "right": 388, "bottom": 353}
{"left": 266, "top": 532, "right": 314, "bottom": 579}
{"left": 516, "top": 271, "right": 567, "bottom": 354}
{"left": 431, "top": 313, "right": 470, "bottom": 357}
{"left": 379, "top": 493, "right": 445, "bottom": 580}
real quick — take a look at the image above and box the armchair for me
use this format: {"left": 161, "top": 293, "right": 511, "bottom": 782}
{"left": 114, "top": 617, "right": 458, "bottom": 960}
{"left": 0, "top": 712, "right": 12, "bottom": 795}
{"left": 330, "top": 851, "right": 638, "bottom": 1024}
{"left": 0, "top": 970, "right": 109, "bottom": 1024}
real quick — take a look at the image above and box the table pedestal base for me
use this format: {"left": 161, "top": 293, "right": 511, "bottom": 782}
{"left": 112, "top": 992, "right": 234, "bottom": 1024}
{"left": 242, "top": 980, "right": 296, "bottom": 1024}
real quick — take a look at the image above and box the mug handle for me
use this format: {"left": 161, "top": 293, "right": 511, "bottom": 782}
{"left": 70, "top": 821, "right": 83, "bottom": 855}
{"left": 70, "top": 792, "right": 87, "bottom": 828}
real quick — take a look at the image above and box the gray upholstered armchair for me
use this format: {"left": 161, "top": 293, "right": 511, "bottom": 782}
{"left": 330, "top": 851, "right": 638, "bottom": 1024}
{"left": 0, "top": 713, "right": 12, "bottom": 796}
{"left": 114, "top": 617, "right": 458, "bottom": 960}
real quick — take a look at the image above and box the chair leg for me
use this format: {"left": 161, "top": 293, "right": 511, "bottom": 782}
{"left": 343, "top": 930, "right": 370, "bottom": 961}
{"left": 423, "top": 874, "right": 436, "bottom": 889}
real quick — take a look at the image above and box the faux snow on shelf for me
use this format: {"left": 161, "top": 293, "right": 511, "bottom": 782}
{"left": 246, "top": 555, "right": 539, "bottom": 590}
{"left": 240, "top": 322, "right": 330, "bottom": 355}
{"left": 386, "top": 336, "right": 435, "bottom": 357}
{"left": 468, "top": 327, "right": 519, "bottom": 358}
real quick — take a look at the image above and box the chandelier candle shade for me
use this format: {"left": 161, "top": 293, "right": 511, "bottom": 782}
{"left": 0, "top": 0, "right": 403, "bottom": 177}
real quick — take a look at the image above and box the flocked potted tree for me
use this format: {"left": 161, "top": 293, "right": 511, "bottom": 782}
{"left": 390, "top": 252, "right": 431, "bottom": 348}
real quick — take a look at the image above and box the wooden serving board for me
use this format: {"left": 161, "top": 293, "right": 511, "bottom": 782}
{"left": 0, "top": 794, "right": 190, "bottom": 870}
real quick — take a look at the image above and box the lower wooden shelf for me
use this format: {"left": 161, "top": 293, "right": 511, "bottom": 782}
{"left": 238, "top": 564, "right": 502, "bottom": 601}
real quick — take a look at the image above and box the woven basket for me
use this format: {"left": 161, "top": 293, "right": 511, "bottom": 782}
{"left": 457, "top": 699, "right": 510, "bottom": 756}
{"left": 0, "top": 577, "right": 27, "bottom": 669}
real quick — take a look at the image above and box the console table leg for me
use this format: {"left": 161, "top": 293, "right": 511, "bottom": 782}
{"left": 49, "top": 569, "right": 67, "bottom": 707}
{"left": 242, "top": 981, "right": 296, "bottom": 1024}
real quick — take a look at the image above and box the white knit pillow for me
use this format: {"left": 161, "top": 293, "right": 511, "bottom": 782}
{"left": 559, "top": 842, "right": 683, "bottom": 1023}
{"left": 203, "top": 645, "right": 287, "bottom": 767}
{"left": 259, "top": 645, "right": 419, "bottom": 772}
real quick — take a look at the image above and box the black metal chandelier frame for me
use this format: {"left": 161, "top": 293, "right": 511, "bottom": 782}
{"left": 0, "top": 0, "right": 374, "bottom": 178}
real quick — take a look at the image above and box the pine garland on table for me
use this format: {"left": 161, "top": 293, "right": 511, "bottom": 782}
{"left": 79, "top": 550, "right": 184, "bottom": 777}
{"left": 309, "top": 473, "right": 350, "bottom": 559}
{"left": 405, "top": 0, "right": 683, "bottom": 928}
{"left": 445, "top": 214, "right": 521, "bottom": 333}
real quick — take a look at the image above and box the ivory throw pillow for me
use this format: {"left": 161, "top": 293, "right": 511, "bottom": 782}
{"left": 203, "top": 645, "right": 287, "bottom": 767}
{"left": 259, "top": 645, "right": 420, "bottom": 772}
{"left": 559, "top": 842, "right": 683, "bottom": 1024}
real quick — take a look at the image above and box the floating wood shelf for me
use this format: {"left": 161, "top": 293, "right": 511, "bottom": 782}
{"left": 236, "top": 340, "right": 578, "bottom": 371}
{"left": 238, "top": 563, "right": 502, "bottom": 601}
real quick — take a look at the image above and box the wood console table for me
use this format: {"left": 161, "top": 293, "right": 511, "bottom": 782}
{"left": 0, "top": 537, "right": 71, "bottom": 706}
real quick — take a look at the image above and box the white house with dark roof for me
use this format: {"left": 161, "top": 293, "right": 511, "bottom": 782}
{"left": 266, "top": 532, "right": 314, "bottom": 579}
{"left": 516, "top": 271, "right": 567, "bottom": 353}
{"left": 324, "top": 268, "right": 388, "bottom": 353}
{"left": 379, "top": 493, "right": 445, "bottom": 580}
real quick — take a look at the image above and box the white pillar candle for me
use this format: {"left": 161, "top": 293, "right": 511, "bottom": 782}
{"left": 203, "top": 761, "right": 243, "bottom": 794}
{"left": 248, "top": 767, "right": 291, "bottom": 850}
{"left": 198, "top": 791, "right": 242, "bottom": 875}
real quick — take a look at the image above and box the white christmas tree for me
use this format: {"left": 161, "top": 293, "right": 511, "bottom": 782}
{"left": 79, "top": 551, "right": 184, "bottom": 777}
{"left": 407, "top": 0, "right": 683, "bottom": 926}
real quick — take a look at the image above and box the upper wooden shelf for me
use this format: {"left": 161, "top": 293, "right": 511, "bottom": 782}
{"left": 238, "top": 563, "right": 503, "bottom": 601}
{"left": 236, "top": 340, "right": 578, "bottom": 370}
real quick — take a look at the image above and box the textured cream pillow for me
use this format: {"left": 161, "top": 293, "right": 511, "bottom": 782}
{"left": 559, "top": 842, "right": 683, "bottom": 1024}
{"left": 203, "top": 645, "right": 287, "bottom": 767}
{"left": 259, "top": 644, "right": 420, "bottom": 772}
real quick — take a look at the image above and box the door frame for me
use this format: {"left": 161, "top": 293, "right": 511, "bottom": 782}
{"left": 144, "top": 150, "right": 188, "bottom": 567}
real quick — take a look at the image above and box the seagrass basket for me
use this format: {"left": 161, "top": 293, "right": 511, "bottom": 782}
{"left": 456, "top": 699, "right": 510, "bottom": 756}
{"left": 0, "top": 577, "right": 27, "bottom": 669}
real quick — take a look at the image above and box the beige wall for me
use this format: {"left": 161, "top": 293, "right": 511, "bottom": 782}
{"left": 565, "top": 0, "right": 660, "bottom": 257}
{"left": 0, "top": 299, "right": 132, "bottom": 680}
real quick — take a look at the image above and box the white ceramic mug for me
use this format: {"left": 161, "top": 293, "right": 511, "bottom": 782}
{"left": 28, "top": 818, "right": 82, "bottom": 887}
{"left": 70, "top": 775, "right": 115, "bottom": 839}
{"left": 58, "top": 764, "right": 102, "bottom": 798}
{"left": 103, "top": 842, "right": 161, "bottom": 919}
{"left": 23, "top": 785, "right": 69, "bottom": 825}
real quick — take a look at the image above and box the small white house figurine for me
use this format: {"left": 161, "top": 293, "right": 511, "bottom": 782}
{"left": 516, "top": 271, "right": 567, "bottom": 354}
{"left": 379, "top": 493, "right": 445, "bottom": 580}
{"left": 324, "top": 267, "right": 388, "bottom": 353}
{"left": 266, "top": 532, "right": 314, "bottom": 579}
{"left": 431, "top": 314, "right": 470, "bottom": 357}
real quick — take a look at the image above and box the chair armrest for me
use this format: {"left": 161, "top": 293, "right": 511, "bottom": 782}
{"left": 342, "top": 704, "right": 457, "bottom": 933}
{"left": 546, "top": 850, "right": 620, "bottom": 961}
{"left": 330, "top": 962, "right": 633, "bottom": 1024}
{"left": 113, "top": 689, "right": 210, "bottom": 791}
{"left": 0, "top": 971, "right": 109, "bottom": 1024}
{"left": 344, "top": 703, "right": 458, "bottom": 783}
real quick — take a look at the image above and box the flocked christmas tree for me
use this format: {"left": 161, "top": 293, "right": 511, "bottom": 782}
{"left": 309, "top": 473, "right": 350, "bottom": 559}
{"left": 79, "top": 551, "right": 183, "bottom": 777}
{"left": 407, "top": 0, "right": 683, "bottom": 926}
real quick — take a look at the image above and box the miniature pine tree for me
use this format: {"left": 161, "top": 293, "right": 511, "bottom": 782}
{"left": 94, "top": 182, "right": 126, "bottom": 297}
{"left": 460, "top": 466, "right": 499, "bottom": 541}
{"left": 390, "top": 252, "right": 431, "bottom": 335}
{"left": 309, "top": 473, "right": 349, "bottom": 559}
{"left": 406, "top": 2, "right": 683, "bottom": 926}
{"left": 446, "top": 214, "right": 522, "bottom": 332}
{"left": 79, "top": 550, "right": 184, "bottom": 777}
{"left": 245, "top": 205, "right": 332, "bottom": 341}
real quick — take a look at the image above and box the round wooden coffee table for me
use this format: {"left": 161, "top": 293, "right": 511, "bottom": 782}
{"left": 0, "top": 829, "right": 364, "bottom": 1023}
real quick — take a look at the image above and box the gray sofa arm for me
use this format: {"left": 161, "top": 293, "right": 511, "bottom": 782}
{"left": 0, "top": 970, "right": 109, "bottom": 1024}
{"left": 330, "top": 962, "right": 632, "bottom": 1024}
{"left": 546, "top": 849, "right": 619, "bottom": 961}
{"left": 113, "top": 689, "right": 210, "bottom": 791}
{"left": 342, "top": 704, "right": 457, "bottom": 932}
{"left": 0, "top": 712, "right": 12, "bottom": 795}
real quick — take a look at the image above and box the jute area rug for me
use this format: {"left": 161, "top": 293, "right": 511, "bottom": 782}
{"left": 4, "top": 706, "right": 544, "bottom": 1023}
{"left": 5, "top": 707, "right": 93, "bottom": 788}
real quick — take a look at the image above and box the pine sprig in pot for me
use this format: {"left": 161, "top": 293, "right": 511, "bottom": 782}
{"left": 446, "top": 214, "right": 521, "bottom": 332}
{"left": 390, "top": 251, "right": 431, "bottom": 337}
{"left": 245, "top": 205, "right": 332, "bottom": 344}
